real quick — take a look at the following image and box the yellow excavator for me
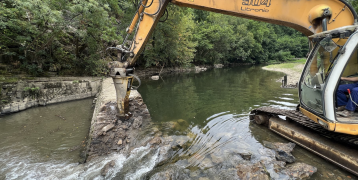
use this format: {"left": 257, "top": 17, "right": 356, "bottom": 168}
{"left": 108, "top": 0, "right": 358, "bottom": 175}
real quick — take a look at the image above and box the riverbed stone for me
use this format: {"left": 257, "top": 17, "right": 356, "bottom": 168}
{"left": 214, "top": 64, "right": 224, "bottom": 68}
{"left": 239, "top": 152, "right": 252, "bottom": 161}
{"left": 151, "top": 76, "right": 159, "bottom": 80}
{"left": 156, "top": 145, "right": 173, "bottom": 166}
{"left": 275, "top": 149, "right": 295, "bottom": 163}
{"left": 149, "top": 166, "right": 191, "bottom": 180}
{"left": 210, "top": 153, "right": 224, "bottom": 164}
{"left": 200, "top": 158, "right": 214, "bottom": 169}
{"left": 132, "top": 116, "right": 143, "bottom": 129}
{"left": 286, "top": 162, "right": 317, "bottom": 179}
{"left": 117, "top": 129, "right": 127, "bottom": 139}
{"left": 236, "top": 162, "right": 270, "bottom": 180}
{"left": 117, "top": 139, "right": 122, "bottom": 145}
{"left": 263, "top": 141, "right": 296, "bottom": 163}
{"left": 101, "top": 160, "right": 116, "bottom": 176}
{"left": 149, "top": 137, "right": 162, "bottom": 145}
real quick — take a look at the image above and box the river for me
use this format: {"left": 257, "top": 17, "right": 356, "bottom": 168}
{"left": 0, "top": 66, "right": 355, "bottom": 179}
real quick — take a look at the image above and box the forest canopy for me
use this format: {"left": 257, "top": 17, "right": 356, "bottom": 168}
{"left": 0, "top": 0, "right": 357, "bottom": 76}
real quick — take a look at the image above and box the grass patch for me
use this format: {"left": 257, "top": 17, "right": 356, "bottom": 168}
{"left": 265, "top": 58, "right": 306, "bottom": 70}
{"left": 291, "top": 58, "right": 306, "bottom": 63}
{"left": 0, "top": 76, "right": 19, "bottom": 83}
{"left": 0, "top": 75, "right": 35, "bottom": 83}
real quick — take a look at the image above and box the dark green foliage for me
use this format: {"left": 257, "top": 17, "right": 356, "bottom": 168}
{"left": 1, "top": 0, "right": 310, "bottom": 75}
{"left": 0, "top": 0, "right": 129, "bottom": 76}
{"left": 347, "top": 0, "right": 358, "bottom": 13}
{"left": 142, "top": 6, "right": 197, "bottom": 67}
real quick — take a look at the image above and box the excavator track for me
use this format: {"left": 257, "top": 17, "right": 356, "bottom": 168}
{"left": 251, "top": 106, "right": 358, "bottom": 146}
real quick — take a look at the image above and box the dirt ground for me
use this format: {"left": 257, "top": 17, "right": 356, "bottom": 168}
{"left": 262, "top": 64, "right": 305, "bottom": 86}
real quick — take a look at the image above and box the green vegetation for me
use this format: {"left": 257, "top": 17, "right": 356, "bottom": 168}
{"left": 73, "top": 80, "right": 79, "bottom": 84}
{"left": 265, "top": 58, "right": 306, "bottom": 72}
{"left": 348, "top": 0, "right": 358, "bottom": 13}
{"left": 24, "top": 86, "right": 40, "bottom": 99}
{"left": 24, "top": 86, "right": 39, "bottom": 92}
{"left": 1, "top": 1, "right": 357, "bottom": 76}
{"left": 141, "top": 7, "right": 309, "bottom": 67}
{"left": 0, "top": 0, "right": 126, "bottom": 76}
{"left": 0, "top": 76, "right": 19, "bottom": 83}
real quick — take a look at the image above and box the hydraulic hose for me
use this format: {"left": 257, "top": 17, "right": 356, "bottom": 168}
{"left": 339, "top": 0, "right": 358, "bottom": 24}
{"left": 128, "top": 74, "right": 141, "bottom": 90}
{"left": 144, "top": 0, "right": 162, "bottom": 16}
{"left": 141, "top": 0, "right": 154, "bottom": 8}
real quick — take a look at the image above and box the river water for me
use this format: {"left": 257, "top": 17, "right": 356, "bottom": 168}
{"left": 0, "top": 66, "right": 355, "bottom": 179}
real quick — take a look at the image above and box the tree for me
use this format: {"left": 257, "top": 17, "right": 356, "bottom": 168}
{"left": 142, "top": 6, "right": 197, "bottom": 67}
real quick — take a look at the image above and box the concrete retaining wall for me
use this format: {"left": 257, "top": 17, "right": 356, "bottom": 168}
{"left": 0, "top": 77, "right": 102, "bottom": 115}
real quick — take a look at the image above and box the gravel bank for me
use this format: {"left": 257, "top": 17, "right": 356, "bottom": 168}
{"left": 262, "top": 64, "right": 305, "bottom": 86}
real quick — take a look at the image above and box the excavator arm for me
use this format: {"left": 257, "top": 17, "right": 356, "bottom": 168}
{"left": 118, "top": 0, "right": 357, "bottom": 67}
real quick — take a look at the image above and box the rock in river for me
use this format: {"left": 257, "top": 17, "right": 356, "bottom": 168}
{"left": 263, "top": 141, "right": 296, "bottom": 163}
{"left": 286, "top": 162, "right": 317, "bottom": 179}
{"left": 132, "top": 116, "right": 143, "bottom": 129}
{"left": 236, "top": 161, "right": 270, "bottom": 180}
{"left": 101, "top": 160, "right": 116, "bottom": 176}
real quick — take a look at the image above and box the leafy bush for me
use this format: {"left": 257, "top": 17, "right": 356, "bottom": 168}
{"left": 1, "top": 0, "right": 310, "bottom": 73}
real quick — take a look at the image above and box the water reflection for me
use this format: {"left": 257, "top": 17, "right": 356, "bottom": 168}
{"left": 139, "top": 66, "right": 354, "bottom": 179}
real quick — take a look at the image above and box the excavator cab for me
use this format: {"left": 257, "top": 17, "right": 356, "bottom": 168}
{"left": 299, "top": 25, "right": 358, "bottom": 135}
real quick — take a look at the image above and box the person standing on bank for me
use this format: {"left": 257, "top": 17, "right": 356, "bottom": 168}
{"left": 337, "top": 76, "right": 358, "bottom": 116}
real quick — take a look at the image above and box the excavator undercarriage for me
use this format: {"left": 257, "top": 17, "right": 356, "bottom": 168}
{"left": 250, "top": 106, "right": 358, "bottom": 176}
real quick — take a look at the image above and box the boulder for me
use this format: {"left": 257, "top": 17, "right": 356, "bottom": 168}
{"left": 236, "top": 162, "right": 270, "bottom": 180}
{"left": 286, "top": 162, "right": 317, "bottom": 179}
{"left": 263, "top": 141, "right": 296, "bottom": 163}
{"left": 239, "top": 152, "right": 252, "bottom": 161}
{"left": 214, "top": 64, "right": 224, "bottom": 68}
{"left": 132, "top": 116, "right": 143, "bottom": 129}
{"left": 149, "top": 137, "right": 162, "bottom": 145}
{"left": 101, "top": 160, "right": 116, "bottom": 176}
{"left": 151, "top": 76, "right": 159, "bottom": 80}
{"left": 101, "top": 124, "right": 115, "bottom": 135}
{"left": 156, "top": 145, "right": 173, "bottom": 166}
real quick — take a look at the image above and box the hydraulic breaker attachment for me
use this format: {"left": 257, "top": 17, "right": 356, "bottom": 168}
{"left": 110, "top": 68, "right": 134, "bottom": 116}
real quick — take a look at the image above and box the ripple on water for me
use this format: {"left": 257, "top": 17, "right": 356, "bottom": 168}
{"left": 137, "top": 66, "right": 355, "bottom": 179}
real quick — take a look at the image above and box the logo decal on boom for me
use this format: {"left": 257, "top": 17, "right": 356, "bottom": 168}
{"left": 241, "top": 0, "right": 271, "bottom": 12}
{"left": 242, "top": 0, "right": 271, "bottom": 7}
